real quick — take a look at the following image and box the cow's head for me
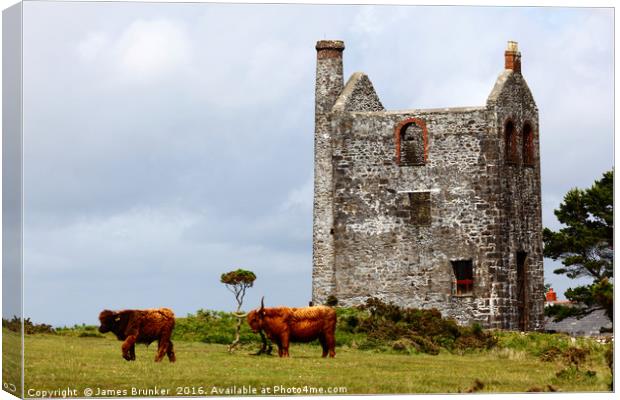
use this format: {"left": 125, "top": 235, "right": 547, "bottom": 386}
{"left": 98, "top": 309, "right": 120, "bottom": 333}
{"left": 247, "top": 297, "right": 265, "bottom": 333}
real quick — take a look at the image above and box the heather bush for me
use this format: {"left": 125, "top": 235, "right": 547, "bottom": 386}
{"left": 2, "top": 316, "right": 55, "bottom": 334}
{"left": 336, "top": 298, "right": 496, "bottom": 355}
{"left": 173, "top": 309, "right": 261, "bottom": 345}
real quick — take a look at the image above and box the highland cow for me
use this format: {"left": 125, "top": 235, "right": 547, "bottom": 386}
{"left": 246, "top": 298, "right": 336, "bottom": 358}
{"left": 98, "top": 308, "right": 176, "bottom": 362}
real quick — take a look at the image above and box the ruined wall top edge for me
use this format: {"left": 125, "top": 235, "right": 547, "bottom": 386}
{"left": 334, "top": 106, "right": 488, "bottom": 116}
{"left": 331, "top": 67, "right": 536, "bottom": 117}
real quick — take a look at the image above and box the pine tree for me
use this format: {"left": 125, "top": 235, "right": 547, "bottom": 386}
{"left": 543, "top": 170, "right": 613, "bottom": 321}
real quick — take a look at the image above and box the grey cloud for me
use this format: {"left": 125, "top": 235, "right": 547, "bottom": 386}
{"left": 17, "top": 3, "right": 613, "bottom": 325}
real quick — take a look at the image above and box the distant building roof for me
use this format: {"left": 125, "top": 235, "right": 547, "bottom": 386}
{"left": 544, "top": 309, "right": 612, "bottom": 337}
{"left": 545, "top": 299, "right": 574, "bottom": 307}
{"left": 544, "top": 287, "right": 575, "bottom": 307}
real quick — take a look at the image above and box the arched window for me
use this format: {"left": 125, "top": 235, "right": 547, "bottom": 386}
{"left": 522, "top": 122, "right": 534, "bottom": 166}
{"left": 504, "top": 120, "right": 517, "bottom": 164}
{"left": 395, "top": 118, "right": 428, "bottom": 166}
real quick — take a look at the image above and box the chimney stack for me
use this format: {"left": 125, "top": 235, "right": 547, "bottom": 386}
{"left": 313, "top": 40, "right": 344, "bottom": 305}
{"left": 545, "top": 288, "right": 557, "bottom": 302}
{"left": 315, "top": 40, "right": 345, "bottom": 114}
{"left": 504, "top": 41, "right": 521, "bottom": 73}
{"left": 316, "top": 40, "right": 345, "bottom": 59}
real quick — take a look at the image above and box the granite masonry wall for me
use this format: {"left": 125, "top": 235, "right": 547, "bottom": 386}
{"left": 312, "top": 40, "right": 544, "bottom": 330}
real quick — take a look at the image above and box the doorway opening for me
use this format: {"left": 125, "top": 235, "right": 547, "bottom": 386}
{"left": 516, "top": 251, "right": 528, "bottom": 330}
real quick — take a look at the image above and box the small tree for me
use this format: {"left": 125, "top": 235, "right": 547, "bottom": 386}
{"left": 221, "top": 269, "right": 256, "bottom": 352}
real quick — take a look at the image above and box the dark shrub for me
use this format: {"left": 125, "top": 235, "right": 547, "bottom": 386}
{"left": 78, "top": 331, "right": 104, "bottom": 338}
{"left": 564, "top": 347, "right": 589, "bottom": 369}
{"left": 354, "top": 298, "right": 496, "bottom": 355}
{"left": 392, "top": 338, "right": 412, "bottom": 352}
{"left": 345, "top": 315, "right": 359, "bottom": 330}
{"left": 409, "top": 335, "right": 440, "bottom": 355}
{"left": 539, "top": 346, "right": 563, "bottom": 362}
{"left": 3, "top": 316, "right": 55, "bottom": 334}
{"left": 326, "top": 295, "right": 339, "bottom": 306}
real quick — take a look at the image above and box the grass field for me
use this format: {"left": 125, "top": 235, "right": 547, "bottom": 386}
{"left": 2, "top": 327, "right": 22, "bottom": 396}
{"left": 7, "top": 328, "right": 611, "bottom": 397}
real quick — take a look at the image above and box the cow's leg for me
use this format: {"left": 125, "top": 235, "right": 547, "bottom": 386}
{"left": 122, "top": 336, "right": 137, "bottom": 361}
{"left": 326, "top": 332, "right": 336, "bottom": 358}
{"left": 272, "top": 338, "right": 283, "bottom": 357}
{"left": 155, "top": 337, "right": 169, "bottom": 362}
{"left": 166, "top": 341, "right": 176, "bottom": 362}
{"left": 129, "top": 343, "right": 136, "bottom": 360}
{"left": 281, "top": 332, "right": 290, "bottom": 358}
{"left": 318, "top": 334, "right": 328, "bottom": 358}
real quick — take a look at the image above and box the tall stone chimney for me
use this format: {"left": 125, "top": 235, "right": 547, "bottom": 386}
{"left": 315, "top": 40, "right": 345, "bottom": 114}
{"left": 312, "top": 40, "right": 344, "bottom": 305}
{"left": 504, "top": 41, "right": 521, "bottom": 73}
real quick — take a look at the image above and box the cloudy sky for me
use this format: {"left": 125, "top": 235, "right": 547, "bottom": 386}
{"left": 11, "top": 2, "right": 615, "bottom": 325}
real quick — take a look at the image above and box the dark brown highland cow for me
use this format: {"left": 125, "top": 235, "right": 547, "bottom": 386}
{"left": 247, "top": 298, "right": 336, "bottom": 358}
{"left": 98, "top": 308, "right": 176, "bottom": 362}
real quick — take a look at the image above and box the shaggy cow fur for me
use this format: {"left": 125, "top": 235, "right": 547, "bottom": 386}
{"left": 247, "top": 300, "right": 336, "bottom": 358}
{"left": 98, "top": 308, "right": 176, "bottom": 362}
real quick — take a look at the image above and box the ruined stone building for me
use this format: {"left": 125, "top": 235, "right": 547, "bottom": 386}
{"left": 312, "top": 40, "right": 544, "bottom": 330}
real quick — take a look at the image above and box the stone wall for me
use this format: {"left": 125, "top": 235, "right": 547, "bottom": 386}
{"left": 328, "top": 108, "right": 500, "bottom": 326}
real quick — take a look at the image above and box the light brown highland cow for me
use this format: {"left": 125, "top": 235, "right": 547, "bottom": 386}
{"left": 247, "top": 298, "right": 336, "bottom": 358}
{"left": 98, "top": 308, "right": 176, "bottom": 362}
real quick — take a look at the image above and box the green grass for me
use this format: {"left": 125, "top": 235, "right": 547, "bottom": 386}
{"left": 2, "top": 328, "right": 22, "bottom": 396}
{"left": 17, "top": 329, "right": 611, "bottom": 397}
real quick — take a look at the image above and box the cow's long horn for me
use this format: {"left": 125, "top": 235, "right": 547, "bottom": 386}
{"left": 232, "top": 312, "right": 248, "bottom": 318}
{"left": 260, "top": 296, "right": 265, "bottom": 312}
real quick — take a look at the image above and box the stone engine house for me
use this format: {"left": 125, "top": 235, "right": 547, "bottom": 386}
{"left": 312, "top": 40, "right": 544, "bottom": 330}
